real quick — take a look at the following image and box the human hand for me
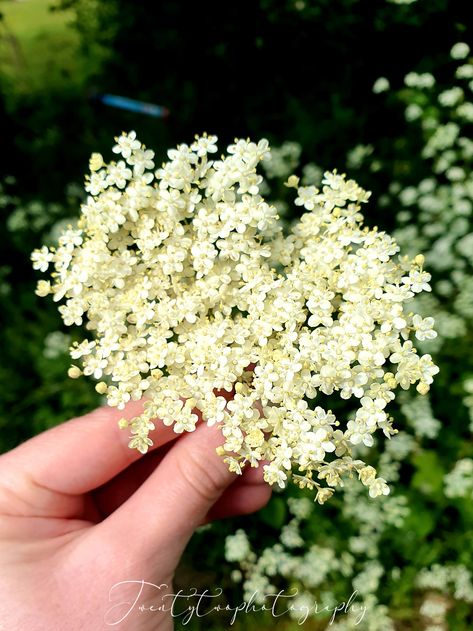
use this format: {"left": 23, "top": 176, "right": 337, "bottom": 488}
{"left": 0, "top": 400, "right": 272, "bottom": 630}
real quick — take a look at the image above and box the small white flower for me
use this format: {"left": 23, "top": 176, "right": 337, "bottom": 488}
{"left": 412, "top": 314, "right": 437, "bottom": 341}
{"left": 294, "top": 186, "right": 319, "bottom": 210}
{"left": 106, "top": 161, "right": 132, "bottom": 189}
{"left": 368, "top": 477, "right": 390, "bottom": 498}
{"left": 112, "top": 131, "right": 141, "bottom": 159}
{"left": 191, "top": 134, "right": 218, "bottom": 157}
{"left": 31, "top": 246, "right": 54, "bottom": 272}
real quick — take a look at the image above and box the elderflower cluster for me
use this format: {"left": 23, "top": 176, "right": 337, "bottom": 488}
{"left": 376, "top": 44, "right": 473, "bottom": 303}
{"left": 223, "top": 444, "right": 409, "bottom": 629}
{"left": 32, "top": 132, "right": 439, "bottom": 501}
{"left": 417, "top": 564, "right": 473, "bottom": 605}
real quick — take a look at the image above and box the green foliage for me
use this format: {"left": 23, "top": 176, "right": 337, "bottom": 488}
{"left": 0, "top": 0, "right": 81, "bottom": 94}
{"left": 258, "top": 496, "right": 288, "bottom": 530}
{"left": 411, "top": 450, "right": 446, "bottom": 498}
{"left": 0, "top": 178, "right": 99, "bottom": 450}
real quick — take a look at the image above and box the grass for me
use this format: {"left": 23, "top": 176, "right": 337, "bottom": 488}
{"left": 0, "top": 0, "right": 73, "bottom": 41}
{"left": 0, "top": 0, "right": 85, "bottom": 95}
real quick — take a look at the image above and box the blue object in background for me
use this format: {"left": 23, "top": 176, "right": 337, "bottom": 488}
{"left": 96, "top": 93, "right": 170, "bottom": 118}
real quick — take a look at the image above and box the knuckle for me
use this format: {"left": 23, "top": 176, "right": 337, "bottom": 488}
{"left": 176, "top": 446, "right": 225, "bottom": 507}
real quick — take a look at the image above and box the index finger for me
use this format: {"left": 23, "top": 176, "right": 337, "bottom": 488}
{"left": 1, "top": 400, "right": 179, "bottom": 495}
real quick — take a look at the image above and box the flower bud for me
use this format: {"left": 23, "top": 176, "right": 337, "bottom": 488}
{"left": 68, "top": 365, "right": 82, "bottom": 379}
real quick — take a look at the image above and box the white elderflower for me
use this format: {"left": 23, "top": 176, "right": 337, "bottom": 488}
{"left": 35, "top": 279, "right": 52, "bottom": 297}
{"left": 368, "top": 477, "right": 390, "bottom": 498}
{"left": 456, "top": 64, "right": 473, "bottom": 80}
{"left": 444, "top": 459, "right": 473, "bottom": 499}
{"left": 438, "top": 87, "right": 464, "bottom": 108}
{"left": 294, "top": 185, "right": 319, "bottom": 210}
{"left": 106, "top": 161, "right": 132, "bottom": 189}
{"left": 373, "top": 77, "right": 390, "bottom": 94}
{"left": 129, "top": 147, "right": 155, "bottom": 177}
{"left": 405, "top": 103, "right": 423, "bottom": 121}
{"left": 359, "top": 465, "right": 377, "bottom": 486}
{"left": 112, "top": 130, "right": 141, "bottom": 159}
{"left": 287, "top": 497, "right": 313, "bottom": 519}
{"left": 404, "top": 72, "right": 435, "bottom": 89}
{"left": 89, "top": 153, "right": 104, "bottom": 171}
{"left": 191, "top": 133, "right": 218, "bottom": 157}
{"left": 84, "top": 169, "right": 108, "bottom": 196}
{"left": 31, "top": 246, "right": 54, "bottom": 272}
{"left": 450, "top": 42, "right": 470, "bottom": 60}
{"left": 224, "top": 529, "right": 253, "bottom": 563}
{"left": 33, "top": 132, "right": 439, "bottom": 502}
{"left": 404, "top": 269, "right": 432, "bottom": 293}
{"left": 412, "top": 314, "right": 437, "bottom": 341}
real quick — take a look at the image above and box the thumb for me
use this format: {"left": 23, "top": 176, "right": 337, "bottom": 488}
{"left": 102, "top": 421, "right": 238, "bottom": 555}
{"left": 156, "top": 421, "right": 238, "bottom": 534}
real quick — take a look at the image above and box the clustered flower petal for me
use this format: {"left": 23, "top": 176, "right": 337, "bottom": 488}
{"left": 32, "top": 132, "right": 439, "bottom": 502}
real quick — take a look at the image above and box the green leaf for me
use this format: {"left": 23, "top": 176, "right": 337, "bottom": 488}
{"left": 412, "top": 450, "right": 445, "bottom": 497}
{"left": 258, "top": 496, "right": 287, "bottom": 529}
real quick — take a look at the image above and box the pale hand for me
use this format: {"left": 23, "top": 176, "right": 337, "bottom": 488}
{"left": 0, "top": 401, "right": 271, "bottom": 630}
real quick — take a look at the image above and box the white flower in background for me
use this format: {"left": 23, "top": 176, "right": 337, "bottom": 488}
{"left": 405, "top": 103, "right": 423, "bottom": 121}
{"left": 32, "top": 132, "right": 438, "bottom": 501}
{"left": 43, "top": 331, "right": 71, "bottom": 359}
{"left": 287, "top": 496, "right": 313, "bottom": 519}
{"left": 438, "top": 87, "right": 464, "bottom": 108}
{"left": 456, "top": 64, "right": 473, "bottom": 80}
{"left": 419, "top": 594, "right": 449, "bottom": 623}
{"left": 225, "top": 529, "right": 253, "bottom": 562}
{"left": 404, "top": 72, "right": 435, "bottom": 89}
{"left": 450, "top": 42, "right": 470, "bottom": 60}
{"left": 262, "top": 140, "right": 302, "bottom": 179}
{"left": 444, "top": 459, "right": 473, "bottom": 499}
{"left": 372, "top": 77, "right": 390, "bottom": 94}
